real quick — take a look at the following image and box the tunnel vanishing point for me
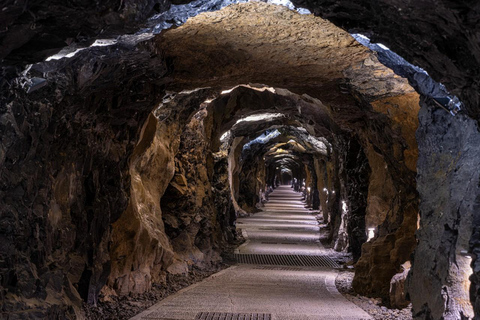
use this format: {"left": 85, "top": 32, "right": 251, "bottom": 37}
{"left": 1, "top": 1, "right": 480, "bottom": 319}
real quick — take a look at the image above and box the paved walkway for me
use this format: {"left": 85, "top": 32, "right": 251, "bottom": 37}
{"left": 132, "top": 186, "right": 371, "bottom": 320}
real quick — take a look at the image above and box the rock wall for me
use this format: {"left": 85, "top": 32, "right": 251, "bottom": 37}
{"left": 406, "top": 99, "right": 480, "bottom": 319}
{"left": 3, "top": 1, "right": 480, "bottom": 318}
{"left": 342, "top": 137, "right": 371, "bottom": 261}
{"left": 292, "top": 0, "right": 480, "bottom": 121}
{"left": 1, "top": 0, "right": 171, "bottom": 64}
{"left": 1, "top": 39, "right": 167, "bottom": 318}
{"left": 108, "top": 90, "right": 213, "bottom": 297}
{"left": 351, "top": 91, "right": 419, "bottom": 302}
{"left": 160, "top": 106, "right": 225, "bottom": 273}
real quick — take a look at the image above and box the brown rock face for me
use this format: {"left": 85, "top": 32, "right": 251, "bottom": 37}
{"left": 108, "top": 89, "right": 228, "bottom": 295}
{"left": 292, "top": 0, "right": 480, "bottom": 121}
{"left": 157, "top": 2, "right": 371, "bottom": 101}
{"left": 0, "top": 37, "right": 168, "bottom": 318}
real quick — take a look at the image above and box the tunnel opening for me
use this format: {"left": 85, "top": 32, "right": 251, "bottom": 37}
{"left": 107, "top": 74, "right": 419, "bottom": 316}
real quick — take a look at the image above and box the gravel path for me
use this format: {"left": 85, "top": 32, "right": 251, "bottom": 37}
{"left": 335, "top": 271, "right": 413, "bottom": 320}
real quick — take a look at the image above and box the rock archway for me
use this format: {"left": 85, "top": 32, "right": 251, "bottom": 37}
{"left": 1, "top": 1, "right": 479, "bottom": 319}
{"left": 150, "top": 0, "right": 420, "bottom": 303}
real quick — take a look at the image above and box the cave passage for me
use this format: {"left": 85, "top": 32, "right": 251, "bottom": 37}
{"left": 2, "top": 1, "right": 480, "bottom": 320}
{"left": 133, "top": 185, "right": 372, "bottom": 319}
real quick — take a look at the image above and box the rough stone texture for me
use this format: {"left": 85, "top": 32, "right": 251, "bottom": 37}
{"left": 0, "top": 0, "right": 171, "bottom": 64}
{"left": 157, "top": 2, "right": 370, "bottom": 102}
{"left": 157, "top": 8, "right": 420, "bottom": 300}
{"left": 341, "top": 138, "right": 371, "bottom": 261}
{"left": 292, "top": 0, "right": 480, "bottom": 121}
{"left": 352, "top": 90, "right": 419, "bottom": 302}
{"left": 5, "top": 2, "right": 476, "bottom": 319}
{"left": 0, "top": 38, "right": 168, "bottom": 318}
{"left": 363, "top": 143, "right": 395, "bottom": 228}
{"left": 406, "top": 99, "right": 480, "bottom": 320}
{"left": 108, "top": 91, "right": 211, "bottom": 297}
{"left": 336, "top": 271, "right": 413, "bottom": 320}
{"left": 160, "top": 107, "right": 225, "bottom": 274}
{"left": 84, "top": 264, "right": 226, "bottom": 320}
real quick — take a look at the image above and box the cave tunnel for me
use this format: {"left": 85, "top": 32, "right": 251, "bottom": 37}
{"left": 1, "top": 0, "right": 480, "bottom": 319}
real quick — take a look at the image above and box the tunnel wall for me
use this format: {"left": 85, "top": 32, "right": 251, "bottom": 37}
{"left": 406, "top": 99, "right": 480, "bottom": 319}
{"left": 160, "top": 107, "right": 226, "bottom": 274}
{"left": 108, "top": 90, "right": 223, "bottom": 297}
{"left": 0, "top": 41, "right": 168, "bottom": 318}
{"left": 342, "top": 138, "right": 370, "bottom": 261}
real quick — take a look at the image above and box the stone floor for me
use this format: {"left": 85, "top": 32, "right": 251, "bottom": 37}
{"left": 131, "top": 185, "right": 372, "bottom": 320}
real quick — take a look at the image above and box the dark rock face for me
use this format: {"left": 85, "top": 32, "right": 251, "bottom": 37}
{"left": 0, "top": 37, "right": 168, "bottom": 318}
{"left": 0, "top": 0, "right": 171, "bottom": 64}
{"left": 406, "top": 99, "right": 480, "bottom": 319}
{"left": 292, "top": 0, "right": 480, "bottom": 121}
{"left": 342, "top": 138, "right": 370, "bottom": 262}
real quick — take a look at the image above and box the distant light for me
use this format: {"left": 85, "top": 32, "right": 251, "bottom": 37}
{"left": 203, "top": 99, "right": 213, "bottom": 104}
{"left": 45, "top": 48, "right": 86, "bottom": 61}
{"left": 307, "top": 187, "right": 311, "bottom": 192}
{"left": 367, "top": 228, "right": 375, "bottom": 241}
{"left": 342, "top": 201, "right": 347, "bottom": 212}
{"left": 267, "top": 0, "right": 311, "bottom": 14}
{"left": 220, "top": 85, "right": 275, "bottom": 95}
{"left": 243, "top": 129, "right": 281, "bottom": 151}
{"left": 355, "top": 34, "right": 369, "bottom": 41}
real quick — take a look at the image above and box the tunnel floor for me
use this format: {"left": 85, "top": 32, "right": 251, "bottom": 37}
{"left": 131, "top": 186, "right": 371, "bottom": 320}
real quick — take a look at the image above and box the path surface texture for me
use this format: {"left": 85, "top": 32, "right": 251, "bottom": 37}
{"left": 132, "top": 185, "right": 372, "bottom": 320}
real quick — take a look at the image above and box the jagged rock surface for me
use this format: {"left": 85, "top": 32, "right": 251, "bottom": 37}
{"left": 1, "top": 38, "right": 168, "bottom": 318}
{"left": 291, "top": 0, "right": 480, "bottom": 121}
{"left": 406, "top": 99, "right": 480, "bottom": 319}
